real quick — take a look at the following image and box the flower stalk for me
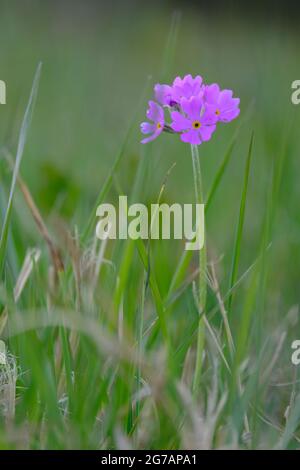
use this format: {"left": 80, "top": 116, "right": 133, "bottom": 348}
{"left": 191, "top": 143, "right": 207, "bottom": 395}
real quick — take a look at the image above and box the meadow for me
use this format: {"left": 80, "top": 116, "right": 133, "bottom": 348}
{"left": 0, "top": 1, "right": 300, "bottom": 449}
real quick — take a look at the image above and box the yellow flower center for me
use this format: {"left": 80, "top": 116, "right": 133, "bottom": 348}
{"left": 156, "top": 122, "right": 162, "bottom": 129}
{"left": 215, "top": 109, "right": 220, "bottom": 115}
{"left": 192, "top": 120, "right": 201, "bottom": 129}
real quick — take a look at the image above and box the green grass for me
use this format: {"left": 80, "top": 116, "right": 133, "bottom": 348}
{"left": 0, "top": 1, "right": 300, "bottom": 450}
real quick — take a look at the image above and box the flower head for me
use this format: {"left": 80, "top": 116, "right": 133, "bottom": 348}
{"left": 171, "top": 96, "right": 216, "bottom": 145}
{"left": 140, "top": 74, "right": 240, "bottom": 145}
{"left": 140, "top": 101, "right": 164, "bottom": 144}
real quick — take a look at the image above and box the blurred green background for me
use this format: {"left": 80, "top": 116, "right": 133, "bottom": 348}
{"left": 1, "top": 0, "right": 300, "bottom": 450}
{"left": 0, "top": 0, "right": 299, "bottom": 380}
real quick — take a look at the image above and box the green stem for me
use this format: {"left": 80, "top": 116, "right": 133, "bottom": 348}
{"left": 191, "top": 144, "right": 207, "bottom": 395}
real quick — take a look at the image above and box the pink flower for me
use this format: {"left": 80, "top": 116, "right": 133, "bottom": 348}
{"left": 140, "top": 74, "right": 240, "bottom": 145}
{"left": 140, "top": 101, "right": 164, "bottom": 144}
{"left": 204, "top": 84, "right": 240, "bottom": 123}
{"left": 170, "top": 96, "right": 216, "bottom": 145}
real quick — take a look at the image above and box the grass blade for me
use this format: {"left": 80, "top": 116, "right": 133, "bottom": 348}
{"left": 205, "top": 139, "right": 235, "bottom": 213}
{"left": 227, "top": 132, "right": 254, "bottom": 315}
{"left": 0, "top": 63, "right": 42, "bottom": 276}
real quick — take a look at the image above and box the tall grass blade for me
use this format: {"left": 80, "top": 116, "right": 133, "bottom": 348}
{"left": 0, "top": 63, "right": 42, "bottom": 276}
{"left": 206, "top": 139, "right": 235, "bottom": 213}
{"left": 227, "top": 132, "right": 254, "bottom": 315}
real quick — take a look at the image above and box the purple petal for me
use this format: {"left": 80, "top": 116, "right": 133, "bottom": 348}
{"left": 218, "top": 89, "right": 234, "bottom": 107}
{"left": 218, "top": 92, "right": 240, "bottom": 122}
{"left": 183, "top": 74, "right": 193, "bottom": 82}
{"left": 173, "top": 76, "right": 183, "bottom": 88}
{"left": 146, "top": 100, "right": 164, "bottom": 123}
{"left": 199, "top": 125, "right": 216, "bottom": 142}
{"left": 180, "top": 97, "right": 192, "bottom": 116}
{"left": 231, "top": 97, "right": 240, "bottom": 108}
{"left": 204, "top": 83, "right": 220, "bottom": 104}
{"left": 140, "top": 122, "right": 156, "bottom": 135}
{"left": 190, "top": 75, "right": 203, "bottom": 94}
{"left": 193, "top": 75, "right": 203, "bottom": 84}
{"left": 181, "top": 96, "right": 202, "bottom": 119}
{"left": 201, "top": 104, "right": 219, "bottom": 124}
{"left": 189, "top": 96, "right": 203, "bottom": 118}
{"left": 180, "top": 129, "right": 202, "bottom": 145}
{"left": 172, "top": 85, "right": 184, "bottom": 101}
{"left": 141, "top": 130, "right": 161, "bottom": 144}
{"left": 219, "top": 107, "right": 240, "bottom": 122}
{"left": 170, "top": 111, "right": 191, "bottom": 131}
{"left": 154, "top": 84, "right": 173, "bottom": 106}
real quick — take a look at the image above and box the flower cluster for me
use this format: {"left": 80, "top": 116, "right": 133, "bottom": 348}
{"left": 140, "top": 74, "right": 240, "bottom": 145}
